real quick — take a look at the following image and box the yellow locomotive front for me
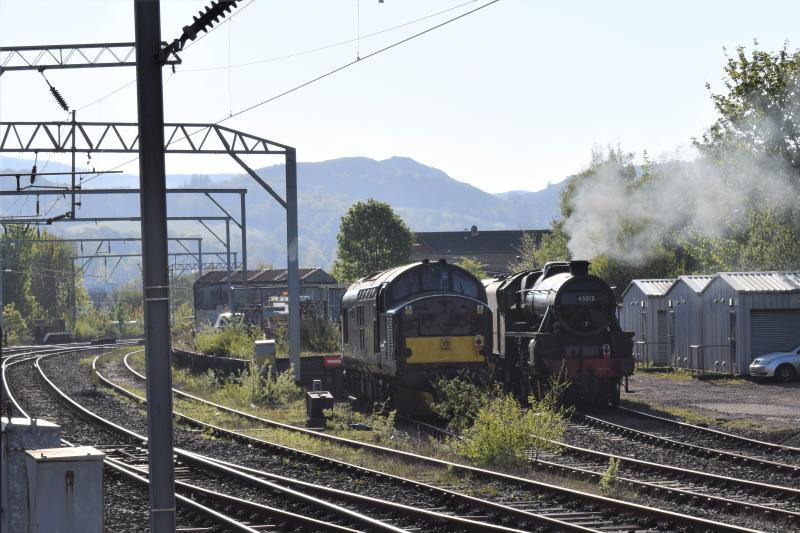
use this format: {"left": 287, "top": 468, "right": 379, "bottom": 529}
{"left": 341, "top": 259, "right": 492, "bottom": 415}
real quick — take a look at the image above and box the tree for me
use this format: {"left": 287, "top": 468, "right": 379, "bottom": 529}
{"left": 455, "top": 257, "right": 487, "bottom": 279}
{"left": 507, "top": 232, "right": 542, "bottom": 273}
{"left": 694, "top": 42, "right": 800, "bottom": 271}
{"left": 698, "top": 41, "right": 800, "bottom": 173}
{"left": 332, "top": 199, "right": 415, "bottom": 283}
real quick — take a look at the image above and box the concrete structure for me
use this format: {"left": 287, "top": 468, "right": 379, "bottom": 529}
{"left": 619, "top": 279, "right": 675, "bottom": 367}
{"left": 411, "top": 226, "right": 550, "bottom": 275}
{"left": 698, "top": 272, "right": 800, "bottom": 375}
{"left": 663, "top": 275, "right": 714, "bottom": 370}
{"left": 1, "top": 417, "right": 61, "bottom": 533}
{"left": 193, "top": 268, "right": 347, "bottom": 326}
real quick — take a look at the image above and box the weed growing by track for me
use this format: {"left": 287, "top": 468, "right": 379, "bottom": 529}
{"left": 600, "top": 456, "right": 621, "bottom": 497}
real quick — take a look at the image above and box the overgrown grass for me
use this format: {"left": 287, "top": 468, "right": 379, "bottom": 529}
{"left": 95, "top": 351, "right": 643, "bottom": 503}
{"left": 435, "top": 373, "right": 572, "bottom": 468}
{"left": 194, "top": 324, "right": 261, "bottom": 358}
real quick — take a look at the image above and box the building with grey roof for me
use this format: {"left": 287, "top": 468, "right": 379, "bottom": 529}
{"left": 411, "top": 226, "right": 550, "bottom": 275}
{"left": 193, "top": 268, "right": 347, "bottom": 326}
{"left": 663, "top": 275, "right": 714, "bottom": 370}
{"left": 698, "top": 271, "right": 800, "bottom": 376}
{"left": 619, "top": 279, "right": 676, "bottom": 366}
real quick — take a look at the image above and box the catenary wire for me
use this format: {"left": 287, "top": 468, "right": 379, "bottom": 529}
{"left": 180, "top": 0, "right": 481, "bottom": 73}
{"left": 218, "top": 0, "right": 500, "bottom": 123}
{"left": 81, "top": 0, "right": 500, "bottom": 182}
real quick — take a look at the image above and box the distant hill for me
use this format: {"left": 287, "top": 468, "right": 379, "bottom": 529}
{"left": 0, "top": 155, "right": 565, "bottom": 284}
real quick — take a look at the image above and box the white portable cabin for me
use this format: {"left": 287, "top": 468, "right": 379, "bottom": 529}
{"left": 619, "top": 279, "right": 675, "bottom": 367}
{"left": 699, "top": 272, "right": 800, "bottom": 376}
{"left": 663, "top": 275, "right": 714, "bottom": 370}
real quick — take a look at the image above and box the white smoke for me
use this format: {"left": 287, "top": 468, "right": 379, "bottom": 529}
{"left": 564, "top": 147, "right": 800, "bottom": 264}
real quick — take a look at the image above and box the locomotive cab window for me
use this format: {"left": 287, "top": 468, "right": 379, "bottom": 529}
{"left": 390, "top": 271, "right": 420, "bottom": 304}
{"left": 421, "top": 266, "right": 450, "bottom": 292}
{"left": 342, "top": 310, "right": 349, "bottom": 344}
{"left": 452, "top": 270, "right": 480, "bottom": 298}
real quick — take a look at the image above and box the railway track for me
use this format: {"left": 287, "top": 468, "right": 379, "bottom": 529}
{"left": 613, "top": 405, "right": 800, "bottom": 460}
{"left": 6, "top": 348, "right": 527, "bottom": 533}
{"left": 572, "top": 410, "right": 800, "bottom": 480}
{"left": 106, "top": 349, "right": 763, "bottom": 532}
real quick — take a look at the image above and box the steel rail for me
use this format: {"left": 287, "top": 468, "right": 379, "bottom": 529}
{"left": 104, "top": 455, "right": 361, "bottom": 533}
{"left": 551, "top": 439, "right": 800, "bottom": 501}
{"left": 115, "top": 351, "right": 759, "bottom": 533}
{"left": 26, "top": 353, "right": 409, "bottom": 533}
{"left": 615, "top": 405, "right": 800, "bottom": 456}
{"left": 105, "top": 353, "right": 602, "bottom": 532}
{"left": 3, "top": 356, "right": 258, "bottom": 533}
{"left": 574, "top": 411, "right": 800, "bottom": 476}
{"left": 5, "top": 347, "right": 361, "bottom": 533}
{"left": 15, "top": 347, "right": 542, "bottom": 533}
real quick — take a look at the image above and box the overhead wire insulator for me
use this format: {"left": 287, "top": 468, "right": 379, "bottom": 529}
{"left": 161, "top": 0, "right": 238, "bottom": 62}
{"left": 39, "top": 71, "right": 69, "bottom": 112}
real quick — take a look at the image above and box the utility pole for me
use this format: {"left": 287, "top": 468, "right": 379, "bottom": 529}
{"left": 133, "top": 1, "right": 175, "bottom": 531}
{"left": 286, "top": 148, "right": 300, "bottom": 380}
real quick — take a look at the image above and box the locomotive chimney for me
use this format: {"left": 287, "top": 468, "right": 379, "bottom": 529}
{"left": 569, "top": 260, "right": 590, "bottom": 276}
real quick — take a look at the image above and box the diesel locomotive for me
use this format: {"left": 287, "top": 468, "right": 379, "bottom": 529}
{"left": 341, "top": 259, "right": 492, "bottom": 414}
{"left": 484, "top": 260, "right": 634, "bottom": 405}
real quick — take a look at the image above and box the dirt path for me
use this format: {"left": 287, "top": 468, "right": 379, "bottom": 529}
{"left": 621, "top": 372, "right": 800, "bottom": 446}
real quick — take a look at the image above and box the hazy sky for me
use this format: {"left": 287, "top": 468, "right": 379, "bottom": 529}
{"left": 1, "top": 0, "right": 799, "bottom": 193}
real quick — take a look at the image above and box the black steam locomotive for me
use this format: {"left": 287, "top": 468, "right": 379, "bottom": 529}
{"left": 484, "top": 260, "right": 634, "bottom": 405}
{"left": 340, "top": 259, "right": 492, "bottom": 414}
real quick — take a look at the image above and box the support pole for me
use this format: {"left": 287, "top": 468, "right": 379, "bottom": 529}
{"left": 240, "top": 191, "right": 248, "bottom": 312}
{"left": 70, "top": 110, "right": 76, "bottom": 217}
{"left": 70, "top": 257, "right": 76, "bottom": 330}
{"left": 133, "top": 2, "right": 176, "bottom": 531}
{"left": 286, "top": 149, "right": 300, "bottom": 381}
{"left": 225, "top": 218, "right": 233, "bottom": 310}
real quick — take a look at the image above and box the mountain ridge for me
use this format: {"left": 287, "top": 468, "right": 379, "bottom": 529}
{"left": 0, "top": 155, "right": 565, "bottom": 283}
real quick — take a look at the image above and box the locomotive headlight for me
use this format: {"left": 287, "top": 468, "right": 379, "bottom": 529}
{"left": 602, "top": 343, "right": 611, "bottom": 358}
{"left": 476, "top": 305, "right": 484, "bottom": 315}
{"left": 474, "top": 335, "right": 484, "bottom": 347}
{"left": 404, "top": 305, "right": 413, "bottom": 315}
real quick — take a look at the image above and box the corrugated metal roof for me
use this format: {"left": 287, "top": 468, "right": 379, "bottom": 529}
{"left": 677, "top": 275, "right": 714, "bottom": 294}
{"left": 717, "top": 271, "right": 800, "bottom": 293}
{"left": 196, "top": 268, "right": 326, "bottom": 285}
{"left": 632, "top": 279, "right": 675, "bottom": 296}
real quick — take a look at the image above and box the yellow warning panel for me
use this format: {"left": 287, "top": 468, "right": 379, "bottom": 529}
{"left": 405, "top": 336, "right": 484, "bottom": 364}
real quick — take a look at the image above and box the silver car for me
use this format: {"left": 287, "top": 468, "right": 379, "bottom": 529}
{"left": 749, "top": 343, "right": 800, "bottom": 382}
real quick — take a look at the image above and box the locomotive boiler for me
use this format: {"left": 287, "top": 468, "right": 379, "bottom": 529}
{"left": 485, "top": 260, "right": 634, "bottom": 405}
{"left": 341, "top": 259, "right": 492, "bottom": 415}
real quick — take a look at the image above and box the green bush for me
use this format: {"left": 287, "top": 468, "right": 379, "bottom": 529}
{"left": 194, "top": 323, "right": 259, "bottom": 358}
{"left": 600, "top": 456, "right": 621, "bottom": 497}
{"left": 217, "top": 363, "right": 303, "bottom": 408}
{"left": 455, "top": 383, "right": 571, "bottom": 468}
{"left": 3, "top": 303, "right": 31, "bottom": 345}
{"left": 433, "top": 377, "right": 493, "bottom": 433}
{"left": 300, "top": 316, "right": 340, "bottom": 353}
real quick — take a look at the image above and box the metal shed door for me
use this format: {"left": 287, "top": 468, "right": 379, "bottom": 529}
{"left": 656, "top": 310, "right": 669, "bottom": 364}
{"left": 750, "top": 309, "right": 800, "bottom": 360}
